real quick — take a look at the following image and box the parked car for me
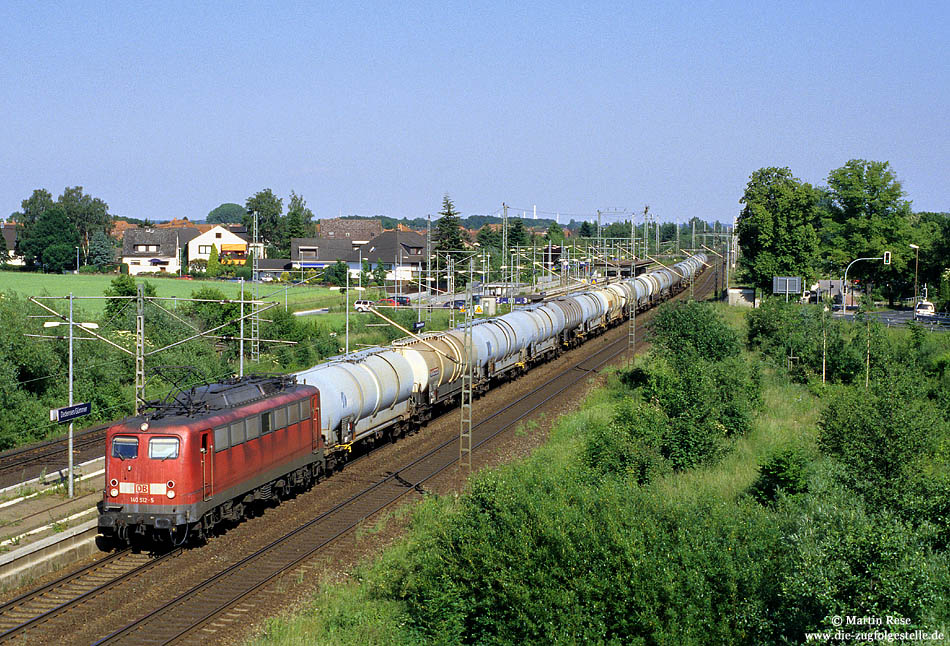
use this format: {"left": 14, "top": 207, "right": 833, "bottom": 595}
{"left": 915, "top": 300, "right": 936, "bottom": 320}
{"left": 354, "top": 300, "right": 373, "bottom": 312}
{"left": 394, "top": 295, "right": 411, "bottom": 306}
{"left": 442, "top": 299, "right": 467, "bottom": 310}
{"left": 376, "top": 298, "right": 397, "bottom": 308}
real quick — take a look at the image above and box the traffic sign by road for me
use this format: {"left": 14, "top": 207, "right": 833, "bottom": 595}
{"left": 50, "top": 402, "right": 91, "bottom": 424}
{"left": 413, "top": 321, "right": 425, "bottom": 331}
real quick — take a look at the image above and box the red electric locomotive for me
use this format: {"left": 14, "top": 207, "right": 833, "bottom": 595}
{"left": 97, "top": 375, "right": 323, "bottom": 549}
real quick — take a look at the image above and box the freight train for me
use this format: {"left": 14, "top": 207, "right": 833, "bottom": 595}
{"left": 97, "top": 254, "right": 707, "bottom": 548}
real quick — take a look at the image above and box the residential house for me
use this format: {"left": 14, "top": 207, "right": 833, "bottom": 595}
{"left": 0, "top": 223, "right": 23, "bottom": 265}
{"left": 291, "top": 237, "right": 360, "bottom": 270}
{"left": 121, "top": 228, "right": 199, "bottom": 275}
{"left": 317, "top": 218, "right": 382, "bottom": 245}
{"left": 187, "top": 225, "right": 264, "bottom": 268}
{"left": 357, "top": 230, "right": 426, "bottom": 282}
{"left": 291, "top": 230, "right": 426, "bottom": 284}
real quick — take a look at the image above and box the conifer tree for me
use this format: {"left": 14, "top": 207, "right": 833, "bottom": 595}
{"left": 207, "top": 244, "right": 222, "bottom": 277}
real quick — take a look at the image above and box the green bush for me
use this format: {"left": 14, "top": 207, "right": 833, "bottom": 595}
{"left": 748, "top": 446, "right": 810, "bottom": 505}
{"left": 775, "top": 463, "right": 950, "bottom": 636}
{"left": 818, "top": 373, "right": 942, "bottom": 505}
{"left": 649, "top": 300, "right": 741, "bottom": 363}
{"left": 746, "top": 299, "right": 877, "bottom": 384}
{"left": 584, "top": 401, "right": 670, "bottom": 484}
{"left": 370, "top": 466, "right": 785, "bottom": 645}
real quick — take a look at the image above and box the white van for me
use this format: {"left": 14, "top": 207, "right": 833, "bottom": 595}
{"left": 354, "top": 300, "right": 373, "bottom": 312}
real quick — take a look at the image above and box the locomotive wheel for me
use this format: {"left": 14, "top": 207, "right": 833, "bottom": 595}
{"left": 95, "top": 534, "right": 117, "bottom": 552}
{"left": 191, "top": 522, "right": 207, "bottom": 546}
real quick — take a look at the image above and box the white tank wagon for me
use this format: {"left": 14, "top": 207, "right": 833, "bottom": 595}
{"left": 291, "top": 253, "right": 708, "bottom": 467}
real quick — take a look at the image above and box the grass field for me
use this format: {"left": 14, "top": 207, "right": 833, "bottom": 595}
{"left": 0, "top": 271, "right": 387, "bottom": 317}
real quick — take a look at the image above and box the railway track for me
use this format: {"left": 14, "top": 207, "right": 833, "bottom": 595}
{"left": 0, "top": 265, "right": 718, "bottom": 645}
{"left": 0, "top": 426, "right": 108, "bottom": 490}
{"left": 91, "top": 268, "right": 719, "bottom": 646}
{"left": 0, "top": 548, "right": 178, "bottom": 643}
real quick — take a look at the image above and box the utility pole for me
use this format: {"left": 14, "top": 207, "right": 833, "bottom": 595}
{"left": 251, "top": 211, "right": 260, "bottom": 363}
{"left": 425, "top": 214, "right": 432, "bottom": 327}
{"left": 628, "top": 225, "right": 637, "bottom": 367}
{"left": 135, "top": 283, "right": 145, "bottom": 413}
{"left": 501, "top": 203, "right": 508, "bottom": 289}
{"left": 459, "top": 258, "right": 474, "bottom": 480}
{"left": 448, "top": 256, "right": 456, "bottom": 328}
{"left": 239, "top": 278, "right": 245, "bottom": 377}
{"left": 67, "top": 293, "right": 74, "bottom": 498}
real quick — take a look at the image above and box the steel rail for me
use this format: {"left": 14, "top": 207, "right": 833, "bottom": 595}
{"left": 0, "top": 548, "right": 181, "bottom": 642}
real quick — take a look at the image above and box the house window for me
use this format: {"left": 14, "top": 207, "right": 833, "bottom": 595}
{"left": 133, "top": 244, "right": 158, "bottom": 253}
{"left": 215, "top": 232, "right": 222, "bottom": 238}
{"left": 198, "top": 245, "right": 211, "bottom": 254}
{"left": 130, "top": 260, "right": 140, "bottom": 266}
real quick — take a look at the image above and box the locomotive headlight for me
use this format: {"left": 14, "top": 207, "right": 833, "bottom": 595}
{"left": 166, "top": 490, "right": 176, "bottom": 499}
{"left": 167, "top": 480, "right": 175, "bottom": 489}
{"left": 110, "top": 488, "right": 119, "bottom": 497}
{"left": 110, "top": 478, "right": 118, "bottom": 487}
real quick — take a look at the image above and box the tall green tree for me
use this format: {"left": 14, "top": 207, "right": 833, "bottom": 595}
{"left": 10, "top": 189, "right": 54, "bottom": 257}
{"left": 476, "top": 225, "right": 500, "bottom": 250}
{"left": 19, "top": 204, "right": 80, "bottom": 269}
{"left": 578, "top": 221, "right": 595, "bottom": 238}
{"left": 86, "top": 229, "right": 115, "bottom": 268}
{"left": 244, "top": 189, "right": 284, "bottom": 249}
{"left": 508, "top": 218, "right": 529, "bottom": 247}
{"left": 373, "top": 261, "right": 387, "bottom": 286}
{"left": 103, "top": 274, "right": 156, "bottom": 321}
{"left": 914, "top": 212, "right": 950, "bottom": 295}
{"left": 821, "top": 160, "right": 914, "bottom": 304}
{"left": 0, "top": 230, "right": 8, "bottom": 263}
{"left": 58, "top": 186, "right": 110, "bottom": 256}
{"left": 736, "top": 167, "right": 820, "bottom": 292}
{"left": 206, "top": 244, "right": 222, "bottom": 277}
{"left": 545, "top": 222, "right": 565, "bottom": 245}
{"left": 435, "top": 195, "right": 465, "bottom": 254}
{"left": 282, "top": 191, "right": 314, "bottom": 255}
{"left": 207, "top": 203, "right": 245, "bottom": 224}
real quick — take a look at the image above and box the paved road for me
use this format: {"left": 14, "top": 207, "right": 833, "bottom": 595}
{"left": 833, "top": 308, "right": 949, "bottom": 332}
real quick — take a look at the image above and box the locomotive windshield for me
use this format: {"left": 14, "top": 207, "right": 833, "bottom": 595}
{"left": 148, "top": 436, "right": 180, "bottom": 460}
{"left": 112, "top": 436, "right": 139, "bottom": 460}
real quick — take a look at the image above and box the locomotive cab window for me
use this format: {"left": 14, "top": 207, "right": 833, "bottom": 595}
{"left": 149, "top": 436, "right": 180, "bottom": 460}
{"left": 274, "top": 406, "right": 287, "bottom": 430}
{"left": 261, "top": 412, "right": 273, "bottom": 434}
{"left": 112, "top": 436, "right": 139, "bottom": 460}
{"left": 300, "top": 399, "right": 310, "bottom": 420}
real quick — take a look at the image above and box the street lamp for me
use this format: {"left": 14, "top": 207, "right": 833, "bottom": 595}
{"left": 75, "top": 246, "right": 79, "bottom": 271}
{"left": 909, "top": 244, "right": 920, "bottom": 307}
{"left": 42, "top": 294, "right": 98, "bottom": 498}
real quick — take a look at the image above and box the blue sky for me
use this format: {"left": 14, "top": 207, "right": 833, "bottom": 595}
{"left": 1, "top": 1, "right": 947, "bottom": 225}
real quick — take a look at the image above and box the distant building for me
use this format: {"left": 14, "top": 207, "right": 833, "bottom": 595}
{"left": 0, "top": 223, "right": 23, "bottom": 265}
{"left": 187, "top": 225, "right": 264, "bottom": 267}
{"left": 291, "top": 237, "right": 360, "bottom": 269}
{"left": 317, "top": 218, "right": 383, "bottom": 245}
{"left": 121, "top": 228, "right": 199, "bottom": 275}
{"left": 291, "top": 230, "right": 426, "bottom": 283}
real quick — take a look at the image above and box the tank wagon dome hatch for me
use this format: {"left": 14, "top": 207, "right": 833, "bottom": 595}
{"left": 141, "top": 369, "right": 298, "bottom": 420}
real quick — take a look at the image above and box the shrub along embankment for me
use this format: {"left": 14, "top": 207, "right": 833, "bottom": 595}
{"left": 250, "top": 300, "right": 950, "bottom": 646}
